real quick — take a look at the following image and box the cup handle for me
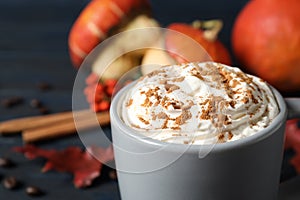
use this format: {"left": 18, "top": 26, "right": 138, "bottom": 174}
{"left": 285, "top": 98, "right": 300, "bottom": 119}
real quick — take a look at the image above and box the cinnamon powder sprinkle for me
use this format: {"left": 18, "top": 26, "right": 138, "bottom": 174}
{"left": 199, "top": 99, "right": 213, "bottom": 120}
{"left": 151, "top": 112, "right": 157, "bottom": 120}
{"left": 229, "top": 100, "right": 236, "bottom": 108}
{"left": 141, "top": 97, "right": 153, "bottom": 107}
{"left": 171, "top": 102, "right": 181, "bottom": 109}
{"left": 182, "top": 109, "right": 192, "bottom": 121}
{"left": 159, "top": 80, "right": 167, "bottom": 84}
{"left": 138, "top": 116, "right": 149, "bottom": 125}
{"left": 161, "top": 119, "right": 168, "bottom": 129}
{"left": 175, "top": 115, "right": 184, "bottom": 125}
{"left": 200, "top": 109, "right": 211, "bottom": 120}
{"left": 126, "top": 99, "right": 133, "bottom": 107}
{"left": 171, "top": 126, "right": 181, "bottom": 130}
{"left": 231, "top": 79, "right": 240, "bottom": 88}
{"left": 200, "top": 98, "right": 210, "bottom": 106}
{"left": 191, "top": 69, "right": 204, "bottom": 80}
{"left": 218, "top": 133, "right": 225, "bottom": 143}
{"left": 242, "top": 97, "right": 249, "bottom": 104}
{"left": 146, "top": 70, "right": 161, "bottom": 78}
{"left": 172, "top": 133, "right": 182, "bottom": 136}
{"left": 218, "top": 131, "right": 234, "bottom": 142}
{"left": 224, "top": 115, "right": 232, "bottom": 125}
{"left": 161, "top": 97, "right": 182, "bottom": 110}
{"left": 228, "top": 131, "right": 233, "bottom": 140}
{"left": 172, "top": 76, "right": 185, "bottom": 82}
{"left": 165, "top": 84, "right": 180, "bottom": 93}
{"left": 253, "top": 98, "right": 259, "bottom": 104}
{"left": 157, "top": 112, "right": 167, "bottom": 119}
{"left": 141, "top": 87, "right": 160, "bottom": 107}
{"left": 131, "top": 124, "right": 141, "bottom": 129}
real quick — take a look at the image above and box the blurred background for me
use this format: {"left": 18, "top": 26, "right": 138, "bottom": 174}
{"left": 0, "top": 0, "right": 299, "bottom": 199}
{"left": 0, "top": 0, "right": 249, "bottom": 120}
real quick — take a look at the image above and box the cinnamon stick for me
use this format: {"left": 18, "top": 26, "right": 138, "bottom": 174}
{"left": 0, "top": 110, "right": 91, "bottom": 134}
{"left": 22, "top": 111, "right": 110, "bottom": 143}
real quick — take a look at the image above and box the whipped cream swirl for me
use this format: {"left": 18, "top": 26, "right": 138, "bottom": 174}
{"left": 121, "top": 62, "right": 279, "bottom": 144}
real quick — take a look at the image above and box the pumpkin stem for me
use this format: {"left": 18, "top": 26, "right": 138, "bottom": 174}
{"left": 192, "top": 19, "right": 223, "bottom": 42}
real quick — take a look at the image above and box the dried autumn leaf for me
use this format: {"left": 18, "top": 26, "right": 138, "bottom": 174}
{"left": 290, "top": 154, "right": 300, "bottom": 174}
{"left": 284, "top": 119, "right": 300, "bottom": 173}
{"left": 13, "top": 145, "right": 114, "bottom": 188}
{"left": 284, "top": 120, "right": 300, "bottom": 151}
{"left": 87, "top": 145, "right": 114, "bottom": 164}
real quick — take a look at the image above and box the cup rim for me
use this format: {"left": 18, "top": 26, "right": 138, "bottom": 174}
{"left": 110, "top": 82, "right": 288, "bottom": 154}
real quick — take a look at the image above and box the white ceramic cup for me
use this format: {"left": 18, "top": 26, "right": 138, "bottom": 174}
{"left": 110, "top": 82, "right": 299, "bottom": 200}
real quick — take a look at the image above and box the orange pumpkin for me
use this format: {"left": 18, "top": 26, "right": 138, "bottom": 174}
{"left": 232, "top": 0, "right": 300, "bottom": 91}
{"left": 166, "top": 20, "right": 232, "bottom": 65}
{"left": 68, "top": 0, "right": 150, "bottom": 68}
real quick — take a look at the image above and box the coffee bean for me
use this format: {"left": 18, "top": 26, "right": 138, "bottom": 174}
{"left": 3, "top": 176, "right": 18, "bottom": 190}
{"left": 37, "top": 82, "right": 52, "bottom": 91}
{"left": 1, "top": 97, "right": 24, "bottom": 108}
{"left": 26, "top": 186, "right": 43, "bottom": 196}
{"left": 30, "top": 99, "right": 43, "bottom": 108}
{"left": 0, "top": 157, "right": 14, "bottom": 168}
{"left": 38, "top": 107, "right": 50, "bottom": 115}
{"left": 108, "top": 170, "right": 117, "bottom": 180}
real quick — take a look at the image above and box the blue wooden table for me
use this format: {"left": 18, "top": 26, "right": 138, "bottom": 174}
{"left": 0, "top": 0, "right": 299, "bottom": 199}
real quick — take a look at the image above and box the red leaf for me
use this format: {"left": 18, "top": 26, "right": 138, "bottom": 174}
{"left": 291, "top": 154, "right": 300, "bottom": 174}
{"left": 284, "top": 119, "right": 300, "bottom": 173}
{"left": 13, "top": 145, "right": 114, "bottom": 188}
{"left": 284, "top": 120, "right": 300, "bottom": 152}
{"left": 87, "top": 145, "right": 114, "bottom": 164}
